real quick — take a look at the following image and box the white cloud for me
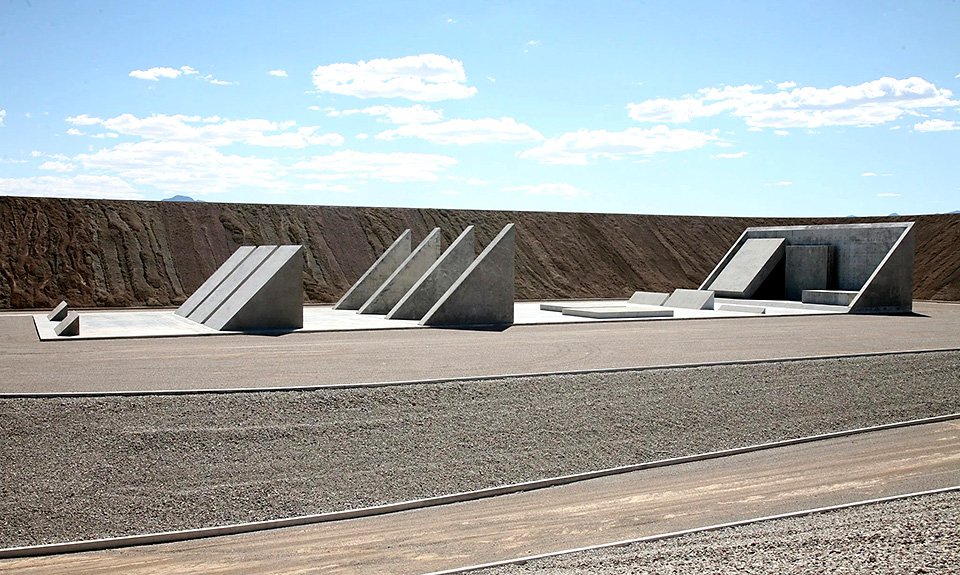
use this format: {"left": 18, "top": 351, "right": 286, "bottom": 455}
{"left": 774, "top": 130, "right": 790, "bottom": 136}
{"left": 129, "top": 66, "right": 184, "bottom": 81}
{"left": 294, "top": 150, "right": 457, "bottom": 182}
{"left": 502, "top": 183, "right": 589, "bottom": 199}
{"left": 914, "top": 119, "right": 958, "bottom": 132}
{"left": 0, "top": 175, "right": 143, "bottom": 200}
{"left": 66, "top": 128, "right": 84, "bottom": 136}
{"left": 628, "top": 76, "right": 957, "bottom": 129}
{"left": 862, "top": 172, "right": 878, "bottom": 177}
{"left": 326, "top": 104, "right": 444, "bottom": 124}
{"left": 376, "top": 117, "right": 543, "bottom": 145}
{"left": 519, "top": 126, "right": 718, "bottom": 165}
{"left": 311, "top": 54, "right": 477, "bottom": 101}
{"left": 66, "top": 114, "right": 102, "bottom": 126}
{"left": 38, "top": 160, "right": 75, "bottom": 172}
{"left": 776, "top": 81, "right": 797, "bottom": 90}
{"left": 0, "top": 108, "right": 5, "bottom": 126}
{"left": 268, "top": 69, "right": 288, "bottom": 78}
{"left": 711, "top": 151, "right": 748, "bottom": 159}
{"left": 204, "top": 76, "right": 233, "bottom": 86}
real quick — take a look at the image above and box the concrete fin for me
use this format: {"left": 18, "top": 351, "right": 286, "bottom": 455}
{"left": 54, "top": 311, "right": 80, "bottom": 337}
{"left": 203, "top": 245, "right": 304, "bottom": 331}
{"left": 176, "top": 246, "right": 256, "bottom": 318}
{"left": 850, "top": 223, "right": 915, "bottom": 314}
{"left": 387, "top": 226, "right": 476, "bottom": 320}
{"left": 47, "top": 301, "right": 69, "bottom": 322}
{"left": 420, "top": 224, "right": 515, "bottom": 327}
{"left": 359, "top": 229, "right": 442, "bottom": 315}
{"left": 706, "top": 238, "right": 785, "bottom": 298}
{"left": 186, "top": 246, "right": 277, "bottom": 324}
{"left": 627, "top": 291, "right": 669, "bottom": 306}
{"left": 334, "top": 230, "right": 412, "bottom": 310}
{"left": 663, "top": 289, "right": 715, "bottom": 310}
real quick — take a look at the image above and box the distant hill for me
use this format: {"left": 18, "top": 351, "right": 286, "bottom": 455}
{"left": 162, "top": 195, "right": 202, "bottom": 202}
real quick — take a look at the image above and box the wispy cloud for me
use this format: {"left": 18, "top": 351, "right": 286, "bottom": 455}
{"left": 311, "top": 54, "right": 477, "bottom": 101}
{"left": 38, "top": 160, "right": 74, "bottom": 172}
{"left": 502, "top": 183, "right": 589, "bottom": 199}
{"left": 268, "top": 69, "right": 288, "bottom": 78}
{"left": 627, "top": 76, "right": 957, "bottom": 129}
{"left": 711, "top": 151, "right": 748, "bottom": 159}
{"left": 0, "top": 108, "right": 6, "bottom": 127}
{"left": 129, "top": 66, "right": 233, "bottom": 85}
{"left": 325, "top": 104, "right": 444, "bottom": 124}
{"left": 914, "top": 119, "right": 958, "bottom": 132}
{"left": 519, "top": 126, "right": 718, "bottom": 165}
{"left": 294, "top": 151, "right": 457, "bottom": 183}
{"left": 861, "top": 172, "right": 892, "bottom": 177}
{"left": 0, "top": 175, "right": 144, "bottom": 200}
{"left": 376, "top": 117, "right": 543, "bottom": 145}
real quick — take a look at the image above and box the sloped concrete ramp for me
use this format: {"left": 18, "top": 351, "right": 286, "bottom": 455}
{"left": 706, "top": 238, "right": 785, "bottom": 298}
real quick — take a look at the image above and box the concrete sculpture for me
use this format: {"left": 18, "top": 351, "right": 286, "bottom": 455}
{"left": 705, "top": 238, "right": 785, "bottom": 298}
{"left": 700, "top": 222, "right": 915, "bottom": 313}
{"left": 334, "top": 230, "right": 411, "bottom": 310}
{"left": 359, "top": 228, "right": 442, "bottom": 315}
{"left": 662, "top": 288, "right": 715, "bottom": 310}
{"left": 47, "top": 301, "right": 69, "bottom": 322}
{"left": 54, "top": 311, "right": 80, "bottom": 336}
{"left": 387, "top": 226, "right": 477, "bottom": 320}
{"left": 177, "top": 245, "right": 304, "bottom": 331}
{"left": 420, "top": 223, "right": 516, "bottom": 327}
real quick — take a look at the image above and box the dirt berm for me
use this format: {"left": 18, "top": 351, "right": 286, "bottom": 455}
{"left": 1, "top": 196, "right": 957, "bottom": 309}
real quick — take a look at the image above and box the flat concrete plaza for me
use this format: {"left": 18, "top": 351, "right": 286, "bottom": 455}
{"left": 30, "top": 299, "right": 843, "bottom": 341}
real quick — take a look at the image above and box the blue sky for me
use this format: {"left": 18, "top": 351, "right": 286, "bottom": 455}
{"left": 1, "top": 1, "right": 957, "bottom": 216}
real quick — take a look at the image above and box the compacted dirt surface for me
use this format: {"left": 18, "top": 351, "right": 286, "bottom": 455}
{"left": 1, "top": 196, "right": 958, "bottom": 309}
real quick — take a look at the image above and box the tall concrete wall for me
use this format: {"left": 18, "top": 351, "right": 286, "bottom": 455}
{"left": 420, "top": 224, "right": 515, "bottom": 327}
{"left": 850, "top": 223, "right": 915, "bottom": 313}
{"left": 334, "top": 230, "right": 411, "bottom": 310}
{"left": 387, "top": 226, "right": 476, "bottom": 320}
{"left": 359, "top": 228, "right": 442, "bottom": 315}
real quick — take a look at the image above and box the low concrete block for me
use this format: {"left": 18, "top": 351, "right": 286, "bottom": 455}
{"left": 387, "top": 226, "right": 476, "bottom": 321}
{"left": 540, "top": 301, "right": 627, "bottom": 313}
{"left": 54, "top": 311, "right": 80, "bottom": 336}
{"left": 706, "top": 238, "right": 785, "bottom": 298}
{"left": 47, "top": 301, "right": 69, "bottom": 322}
{"left": 802, "top": 289, "right": 858, "bottom": 306}
{"left": 785, "top": 245, "right": 834, "bottom": 301}
{"left": 334, "top": 230, "right": 412, "bottom": 310}
{"left": 717, "top": 303, "right": 766, "bottom": 314}
{"left": 176, "top": 246, "right": 255, "bottom": 318}
{"left": 359, "top": 229, "right": 442, "bottom": 315}
{"left": 420, "top": 224, "right": 515, "bottom": 327}
{"left": 561, "top": 306, "right": 674, "bottom": 319}
{"left": 627, "top": 291, "right": 670, "bottom": 306}
{"left": 663, "top": 289, "right": 715, "bottom": 310}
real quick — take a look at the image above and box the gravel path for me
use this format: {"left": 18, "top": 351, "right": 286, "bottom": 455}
{"left": 483, "top": 491, "right": 960, "bottom": 574}
{"left": 1, "top": 351, "right": 958, "bottom": 548}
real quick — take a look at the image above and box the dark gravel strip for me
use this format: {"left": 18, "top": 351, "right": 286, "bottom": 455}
{"left": 1, "top": 351, "right": 958, "bottom": 548}
{"left": 482, "top": 491, "right": 960, "bottom": 574}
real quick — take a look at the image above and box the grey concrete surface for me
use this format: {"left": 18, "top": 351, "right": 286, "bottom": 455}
{"left": 5, "top": 421, "right": 956, "bottom": 574}
{"left": 334, "top": 230, "right": 411, "bottom": 310}
{"left": 3, "top": 301, "right": 959, "bottom": 394}
{"left": 359, "top": 228, "right": 441, "bottom": 315}
{"left": 421, "top": 223, "right": 515, "bottom": 327}
{"left": 561, "top": 306, "right": 673, "bottom": 319}
{"left": 184, "top": 246, "right": 275, "bottom": 324}
{"left": 717, "top": 303, "right": 765, "bottom": 314}
{"left": 387, "top": 226, "right": 476, "bottom": 321}
{"left": 785, "top": 244, "right": 834, "bottom": 301}
{"left": 627, "top": 291, "right": 669, "bottom": 305}
{"left": 175, "top": 246, "right": 255, "bottom": 318}
{"left": 705, "top": 238, "right": 785, "bottom": 298}
{"left": 851, "top": 223, "right": 915, "bottom": 314}
{"left": 203, "top": 245, "right": 304, "bottom": 332}
{"left": 52, "top": 312, "right": 79, "bottom": 337}
{"left": 46, "top": 302, "right": 68, "bottom": 322}
{"left": 663, "top": 288, "right": 715, "bottom": 310}
{"left": 803, "top": 289, "right": 859, "bottom": 306}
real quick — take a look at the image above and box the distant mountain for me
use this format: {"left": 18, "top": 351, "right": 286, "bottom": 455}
{"left": 162, "top": 195, "right": 202, "bottom": 202}
{"left": 951, "top": 210, "right": 960, "bottom": 214}
{"left": 888, "top": 212, "right": 900, "bottom": 217}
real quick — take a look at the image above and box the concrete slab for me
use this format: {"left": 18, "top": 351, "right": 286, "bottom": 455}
{"left": 47, "top": 301, "right": 68, "bottom": 322}
{"left": 359, "top": 229, "right": 442, "bottom": 315}
{"left": 785, "top": 245, "right": 834, "bottom": 301}
{"left": 717, "top": 304, "right": 766, "bottom": 314}
{"left": 421, "top": 224, "right": 515, "bottom": 327}
{"left": 803, "top": 290, "right": 858, "bottom": 306}
{"left": 387, "top": 227, "right": 476, "bottom": 321}
{"left": 176, "top": 246, "right": 255, "bottom": 318}
{"left": 627, "top": 291, "right": 670, "bottom": 306}
{"left": 663, "top": 289, "right": 715, "bottom": 310}
{"left": 334, "top": 230, "right": 412, "bottom": 310}
{"left": 539, "top": 301, "right": 625, "bottom": 312}
{"left": 706, "top": 238, "right": 785, "bottom": 298}
{"left": 53, "top": 311, "right": 79, "bottom": 336}
{"left": 561, "top": 306, "right": 674, "bottom": 319}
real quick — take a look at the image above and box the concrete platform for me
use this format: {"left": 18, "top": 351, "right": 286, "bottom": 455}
{"left": 561, "top": 306, "right": 674, "bottom": 319}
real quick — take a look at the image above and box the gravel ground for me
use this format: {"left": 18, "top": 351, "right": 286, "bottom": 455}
{"left": 482, "top": 491, "right": 960, "bottom": 574}
{"left": 1, "top": 351, "right": 958, "bottom": 548}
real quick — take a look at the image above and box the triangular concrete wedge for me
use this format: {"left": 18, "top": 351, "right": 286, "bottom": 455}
{"left": 176, "top": 246, "right": 256, "bottom": 318}
{"left": 850, "top": 223, "right": 915, "bottom": 314}
{"left": 387, "top": 226, "right": 476, "bottom": 320}
{"left": 334, "top": 230, "right": 411, "bottom": 310}
{"left": 203, "top": 245, "right": 304, "bottom": 331}
{"left": 185, "top": 246, "right": 276, "bottom": 324}
{"left": 420, "top": 223, "right": 515, "bottom": 327}
{"left": 359, "top": 228, "right": 442, "bottom": 315}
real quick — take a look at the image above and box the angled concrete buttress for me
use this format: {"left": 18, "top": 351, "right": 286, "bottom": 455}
{"left": 54, "top": 311, "right": 80, "bottom": 336}
{"left": 849, "top": 222, "right": 915, "bottom": 314}
{"left": 705, "top": 238, "right": 785, "bottom": 298}
{"left": 386, "top": 226, "right": 476, "bottom": 320}
{"left": 359, "top": 228, "right": 442, "bottom": 315}
{"left": 663, "top": 289, "right": 715, "bottom": 310}
{"left": 334, "top": 230, "right": 411, "bottom": 310}
{"left": 420, "top": 223, "right": 515, "bottom": 327}
{"left": 47, "top": 301, "right": 69, "bottom": 321}
{"left": 178, "top": 245, "right": 304, "bottom": 332}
